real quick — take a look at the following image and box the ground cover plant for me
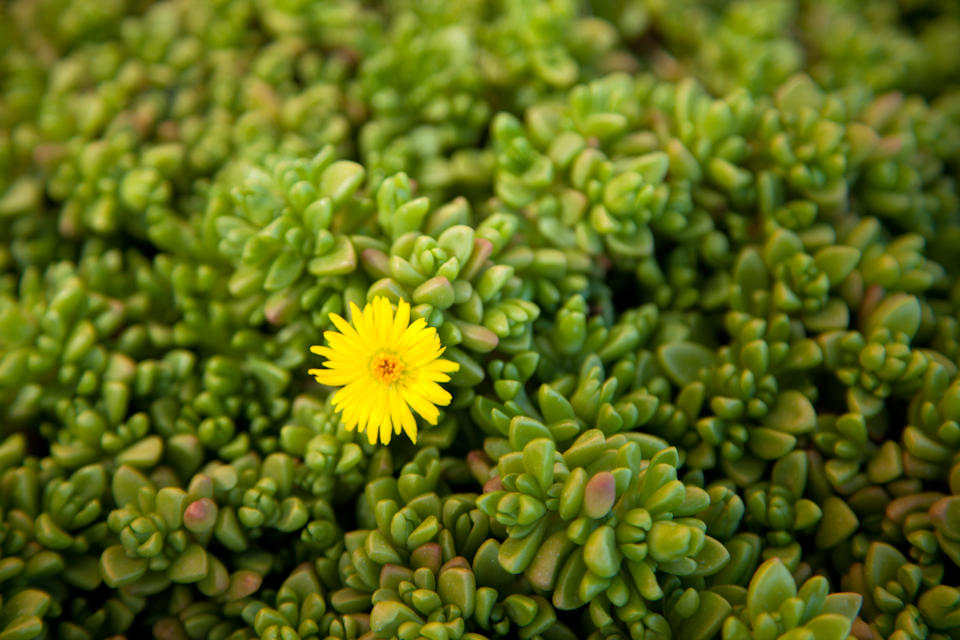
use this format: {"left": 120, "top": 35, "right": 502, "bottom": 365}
{"left": 1, "top": 0, "right": 960, "bottom": 639}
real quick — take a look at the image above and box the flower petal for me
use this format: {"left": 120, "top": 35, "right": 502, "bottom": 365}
{"left": 390, "top": 298, "right": 412, "bottom": 345}
{"left": 311, "top": 368, "right": 365, "bottom": 386}
{"left": 350, "top": 302, "right": 376, "bottom": 347}
{"left": 368, "top": 387, "right": 389, "bottom": 445}
{"left": 404, "top": 346, "right": 449, "bottom": 369}
{"left": 399, "top": 394, "right": 418, "bottom": 443}
{"left": 401, "top": 385, "right": 441, "bottom": 425}
{"left": 333, "top": 378, "right": 375, "bottom": 411}
{"left": 388, "top": 385, "right": 416, "bottom": 444}
{"left": 324, "top": 332, "right": 373, "bottom": 358}
{"left": 406, "top": 369, "right": 453, "bottom": 383}
{"left": 376, "top": 296, "right": 393, "bottom": 346}
{"left": 328, "top": 313, "right": 365, "bottom": 347}
{"left": 416, "top": 380, "right": 453, "bottom": 406}
{"left": 380, "top": 390, "right": 395, "bottom": 446}
{"left": 394, "top": 318, "right": 432, "bottom": 353}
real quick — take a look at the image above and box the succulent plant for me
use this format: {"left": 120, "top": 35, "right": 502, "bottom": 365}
{"left": 2, "top": 0, "right": 960, "bottom": 638}
{"left": 743, "top": 452, "right": 823, "bottom": 569}
{"left": 722, "top": 558, "right": 862, "bottom": 640}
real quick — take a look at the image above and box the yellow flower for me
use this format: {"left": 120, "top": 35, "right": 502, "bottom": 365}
{"left": 309, "top": 296, "right": 460, "bottom": 445}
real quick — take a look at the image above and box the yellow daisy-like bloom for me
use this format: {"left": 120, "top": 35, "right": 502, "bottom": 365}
{"left": 309, "top": 296, "right": 460, "bottom": 445}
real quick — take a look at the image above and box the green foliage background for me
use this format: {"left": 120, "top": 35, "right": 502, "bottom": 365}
{"left": 0, "top": 0, "right": 959, "bottom": 639}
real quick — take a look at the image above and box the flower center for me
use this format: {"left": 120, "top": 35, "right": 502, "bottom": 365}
{"left": 370, "top": 353, "right": 404, "bottom": 384}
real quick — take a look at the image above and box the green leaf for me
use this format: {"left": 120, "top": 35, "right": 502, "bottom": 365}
{"left": 864, "top": 543, "right": 907, "bottom": 596}
{"left": 522, "top": 438, "right": 556, "bottom": 492}
{"left": 583, "top": 525, "right": 621, "bottom": 579}
{"left": 264, "top": 249, "right": 306, "bottom": 291}
{"left": 815, "top": 497, "right": 859, "bottom": 550}
{"left": 761, "top": 391, "right": 817, "bottom": 435}
{"left": 803, "top": 613, "right": 853, "bottom": 640}
{"left": 115, "top": 435, "right": 164, "bottom": 468}
{"left": 539, "top": 384, "right": 576, "bottom": 423}
{"left": 814, "top": 246, "right": 861, "bottom": 285}
{"left": 657, "top": 343, "right": 716, "bottom": 387}
{"left": 168, "top": 545, "right": 209, "bottom": 583}
{"left": 820, "top": 593, "right": 863, "bottom": 620}
{"left": 371, "top": 601, "right": 424, "bottom": 638}
{"left": 0, "top": 615, "right": 43, "bottom": 640}
{"left": 319, "top": 161, "right": 365, "bottom": 209}
{"left": 552, "top": 549, "right": 588, "bottom": 610}
{"left": 525, "top": 531, "right": 577, "bottom": 593}
{"left": 413, "top": 276, "right": 455, "bottom": 309}
{"left": 689, "top": 536, "right": 731, "bottom": 577}
{"left": 865, "top": 293, "right": 921, "bottom": 339}
{"left": 100, "top": 546, "right": 148, "bottom": 588}
{"left": 746, "top": 559, "right": 797, "bottom": 622}
{"left": 275, "top": 497, "right": 309, "bottom": 532}
{"left": 763, "top": 229, "right": 804, "bottom": 267}
{"left": 437, "top": 567, "right": 477, "bottom": 619}
{"left": 308, "top": 236, "right": 357, "bottom": 277}
{"left": 676, "top": 591, "right": 732, "bottom": 640}
{"left": 748, "top": 427, "right": 797, "bottom": 460}
{"left": 802, "top": 298, "right": 850, "bottom": 333}
{"left": 917, "top": 585, "right": 960, "bottom": 629}
{"left": 111, "top": 465, "right": 154, "bottom": 509}
{"left": 775, "top": 74, "right": 824, "bottom": 112}
{"left": 499, "top": 518, "right": 548, "bottom": 574}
